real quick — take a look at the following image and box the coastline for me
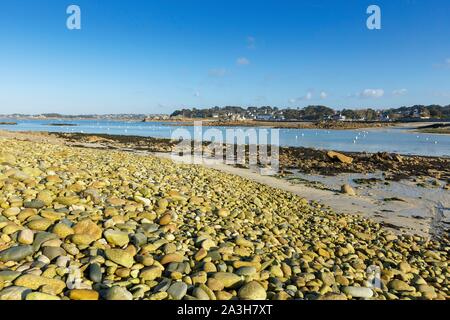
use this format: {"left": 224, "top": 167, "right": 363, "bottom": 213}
{"left": 0, "top": 130, "right": 448, "bottom": 301}
{"left": 1, "top": 129, "right": 448, "bottom": 239}
{"left": 160, "top": 119, "right": 397, "bottom": 130}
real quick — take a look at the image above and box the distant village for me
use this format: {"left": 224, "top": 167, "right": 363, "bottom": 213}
{"left": 166, "top": 104, "right": 450, "bottom": 122}
{"left": 2, "top": 104, "right": 449, "bottom": 122}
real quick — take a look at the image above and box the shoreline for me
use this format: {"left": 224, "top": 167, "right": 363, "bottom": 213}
{"left": 0, "top": 131, "right": 448, "bottom": 300}
{"left": 48, "top": 131, "right": 450, "bottom": 181}
{"left": 159, "top": 119, "right": 398, "bottom": 130}
{"left": 1, "top": 129, "right": 448, "bottom": 240}
{"left": 2, "top": 129, "right": 449, "bottom": 180}
{"left": 3, "top": 117, "right": 450, "bottom": 131}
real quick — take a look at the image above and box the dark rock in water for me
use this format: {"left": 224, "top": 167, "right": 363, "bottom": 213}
{"left": 0, "top": 245, "right": 34, "bottom": 262}
{"left": 89, "top": 263, "right": 103, "bottom": 283}
{"left": 47, "top": 123, "right": 78, "bottom": 127}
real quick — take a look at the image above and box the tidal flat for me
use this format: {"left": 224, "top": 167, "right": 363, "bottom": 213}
{"left": 0, "top": 134, "right": 448, "bottom": 300}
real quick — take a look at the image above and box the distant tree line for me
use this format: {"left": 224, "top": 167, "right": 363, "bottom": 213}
{"left": 171, "top": 104, "right": 450, "bottom": 121}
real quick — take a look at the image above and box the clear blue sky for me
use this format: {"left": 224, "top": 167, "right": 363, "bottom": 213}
{"left": 0, "top": 0, "right": 449, "bottom": 114}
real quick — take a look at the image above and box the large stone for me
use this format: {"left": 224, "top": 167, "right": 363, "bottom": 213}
{"left": 319, "top": 271, "right": 335, "bottom": 286}
{"left": 73, "top": 219, "right": 102, "bottom": 240}
{"left": 24, "top": 199, "right": 46, "bottom": 209}
{"left": 211, "top": 272, "right": 242, "bottom": 288}
{"left": 417, "top": 284, "right": 437, "bottom": 299}
{"left": 0, "top": 286, "right": 31, "bottom": 300}
{"left": 105, "top": 249, "right": 134, "bottom": 268}
{"left": 342, "top": 286, "right": 374, "bottom": 298}
{"left": 159, "top": 213, "right": 172, "bottom": 226}
{"left": 37, "top": 190, "right": 54, "bottom": 206}
{"left": 71, "top": 234, "right": 96, "bottom": 245}
{"left": 235, "top": 237, "right": 254, "bottom": 248}
{"left": 104, "top": 229, "right": 129, "bottom": 247}
{"left": 18, "top": 229, "right": 34, "bottom": 245}
{"left": 3, "top": 207, "right": 21, "bottom": 217}
{"left": 42, "top": 246, "right": 66, "bottom": 261}
{"left": 69, "top": 289, "right": 99, "bottom": 300}
{"left": 89, "top": 263, "right": 103, "bottom": 283}
{"left": 55, "top": 196, "right": 80, "bottom": 206}
{"left": 0, "top": 152, "right": 16, "bottom": 164}
{"left": 104, "top": 286, "right": 133, "bottom": 300}
{"left": 238, "top": 281, "right": 267, "bottom": 300}
{"left": 160, "top": 253, "right": 184, "bottom": 265}
{"left": 341, "top": 184, "right": 356, "bottom": 196}
{"left": 27, "top": 218, "right": 53, "bottom": 231}
{"left": 52, "top": 223, "right": 74, "bottom": 239}
{"left": 167, "top": 282, "right": 188, "bottom": 300}
{"left": 140, "top": 266, "right": 162, "bottom": 281}
{"left": 206, "top": 278, "right": 224, "bottom": 291}
{"left": 0, "top": 270, "right": 21, "bottom": 283}
{"left": 235, "top": 266, "right": 257, "bottom": 276}
{"left": 192, "top": 286, "right": 210, "bottom": 300}
{"left": 217, "top": 208, "right": 230, "bottom": 218}
{"left": 388, "top": 279, "right": 415, "bottom": 292}
{"left": 25, "top": 292, "right": 61, "bottom": 300}
{"left": 0, "top": 245, "right": 34, "bottom": 262}
{"left": 32, "top": 232, "right": 58, "bottom": 252}
{"left": 327, "top": 151, "right": 353, "bottom": 164}
{"left": 14, "top": 275, "right": 66, "bottom": 294}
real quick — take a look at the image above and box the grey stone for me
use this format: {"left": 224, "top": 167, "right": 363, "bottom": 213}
{"left": 89, "top": 263, "right": 103, "bottom": 283}
{"left": 24, "top": 199, "right": 46, "bottom": 209}
{"left": 167, "top": 282, "right": 188, "bottom": 300}
{"left": 42, "top": 246, "right": 66, "bottom": 261}
{"left": 32, "top": 232, "right": 58, "bottom": 252}
{"left": 0, "top": 245, "right": 34, "bottom": 262}
{"left": 0, "top": 270, "right": 21, "bottom": 282}
{"left": 104, "top": 286, "right": 133, "bottom": 300}
{"left": 342, "top": 286, "right": 374, "bottom": 298}
{"left": 0, "top": 286, "right": 32, "bottom": 300}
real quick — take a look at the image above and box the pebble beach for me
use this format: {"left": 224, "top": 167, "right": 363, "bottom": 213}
{"left": 0, "top": 138, "right": 448, "bottom": 300}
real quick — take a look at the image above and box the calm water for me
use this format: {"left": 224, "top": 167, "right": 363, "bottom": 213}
{"left": 1, "top": 119, "right": 449, "bottom": 157}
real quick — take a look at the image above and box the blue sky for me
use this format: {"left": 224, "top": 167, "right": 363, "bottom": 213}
{"left": 0, "top": 0, "right": 449, "bottom": 114}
